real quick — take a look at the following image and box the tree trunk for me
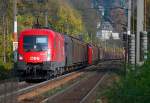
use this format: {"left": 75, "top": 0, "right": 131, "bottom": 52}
{"left": 3, "top": 15, "right": 6, "bottom": 63}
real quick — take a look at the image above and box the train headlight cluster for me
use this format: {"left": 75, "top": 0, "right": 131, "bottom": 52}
{"left": 19, "top": 54, "right": 23, "bottom": 61}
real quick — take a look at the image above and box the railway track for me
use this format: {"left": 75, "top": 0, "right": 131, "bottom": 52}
{"left": 41, "top": 73, "right": 108, "bottom": 103}
{"left": 17, "top": 71, "right": 84, "bottom": 102}
{"left": 0, "top": 80, "right": 33, "bottom": 96}
{"left": 79, "top": 73, "right": 108, "bottom": 103}
{"left": 0, "top": 70, "right": 81, "bottom": 103}
{"left": 0, "top": 65, "right": 93, "bottom": 103}
{"left": 40, "top": 60, "right": 122, "bottom": 103}
{"left": 40, "top": 71, "right": 107, "bottom": 103}
{"left": 0, "top": 60, "right": 122, "bottom": 103}
{"left": 0, "top": 80, "right": 34, "bottom": 103}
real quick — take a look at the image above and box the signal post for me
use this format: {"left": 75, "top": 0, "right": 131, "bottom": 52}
{"left": 13, "top": 0, "right": 18, "bottom": 62}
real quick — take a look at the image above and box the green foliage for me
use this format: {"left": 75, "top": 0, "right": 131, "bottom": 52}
{"left": 0, "top": 34, "right": 13, "bottom": 80}
{"left": 17, "top": 0, "right": 89, "bottom": 41}
{"left": 106, "top": 61, "right": 150, "bottom": 103}
{"left": 0, "top": 62, "right": 12, "bottom": 80}
{"left": 0, "top": 34, "right": 13, "bottom": 63}
{"left": 46, "top": 0, "right": 86, "bottom": 36}
{"left": 0, "top": 0, "right": 13, "bottom": 80}
{"left": 18, "top": 15, "right": 34, "bottom": 31}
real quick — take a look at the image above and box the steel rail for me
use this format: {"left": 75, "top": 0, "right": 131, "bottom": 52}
{"left": 0, "top": 71, "right": 78, "bottom": 101}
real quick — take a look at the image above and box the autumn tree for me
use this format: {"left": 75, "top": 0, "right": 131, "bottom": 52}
{"left": 17, "top": 0, "right": 87, "bottom": 39}
{"left": 0, "top": 0, "right": 14, "bottom": 72}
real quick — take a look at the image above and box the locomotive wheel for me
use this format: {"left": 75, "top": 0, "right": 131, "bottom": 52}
{"left": 61, "top": 67, "right": 65, "bottom": 75}
{"left": 54, "top": 69, "right": 58, "bottom": 77}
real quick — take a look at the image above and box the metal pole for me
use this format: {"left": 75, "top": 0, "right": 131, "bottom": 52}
{"left": 13, "top": 0, "right": 18, "bottom": 62}
{"left": 144, "top": 0, "right": 147, "bottom": 31}
{"left": 142, "top": 31, "right": 148, "bottom": 61}
{"left": 45, "top": 11, "right": 48, "bottom": 27}
{"left": 125, "top": 0, "right": 132, "bottom": 69}
{"left": 136, "top": 0, "right": 144, "bottom": 65}
{"left": 91, "top": 33, "right": 92, "bottom": 43}
{"left": 125, "top": 0, "right": 131, "bottom": 67}
{"left": 143, "top": 0, "right": 148, "bottom": 61}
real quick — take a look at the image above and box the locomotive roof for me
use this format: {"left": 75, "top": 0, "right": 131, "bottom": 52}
{"left": 20, "top": 28, "right": 53, "bottom": 35}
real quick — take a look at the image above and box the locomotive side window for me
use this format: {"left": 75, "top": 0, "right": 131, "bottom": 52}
{"left": 23, "top": 35, "right": 48, "bottom": 52}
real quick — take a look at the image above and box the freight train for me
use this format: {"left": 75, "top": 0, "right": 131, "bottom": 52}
{"left": 15, "top": 28, "right": 124, "bottom": 81}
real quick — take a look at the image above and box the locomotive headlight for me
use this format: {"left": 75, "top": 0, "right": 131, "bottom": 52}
{"left": 47, "top": 49, "right": 51, "bottom": 61}
{"left": 19, "top": 54, "right": 23, "bottom": 61}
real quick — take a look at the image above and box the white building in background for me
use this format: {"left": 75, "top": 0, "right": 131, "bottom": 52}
{"left": 111, "top": 32, "right": 119, "bottom": 39}
{"left": 97, "top": 21, "right": 113, "bottom": 40}
{"left": 101, "top": 30, "right": 112, "bottom": 40}
{"left": 96, "top": 21, "right": 120, "bottom": 40}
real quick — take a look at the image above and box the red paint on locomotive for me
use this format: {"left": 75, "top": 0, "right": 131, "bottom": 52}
{"left": 18, "top": 29, "right": 65, "bottom": 64}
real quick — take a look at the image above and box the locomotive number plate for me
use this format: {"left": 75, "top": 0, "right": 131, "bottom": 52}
{"left": 29, "top": 56, "right": 40, "bottom": 61}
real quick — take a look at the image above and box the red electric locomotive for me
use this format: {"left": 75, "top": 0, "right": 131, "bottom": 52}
{"left": 16, "top": 29, "right": 65, "bottom": 80}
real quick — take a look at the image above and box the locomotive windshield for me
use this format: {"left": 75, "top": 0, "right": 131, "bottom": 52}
{"left": 23, "top": 35, "right": 48, "bottom": 52}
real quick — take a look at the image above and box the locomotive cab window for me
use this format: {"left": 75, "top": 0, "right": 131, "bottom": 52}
{"left": 23, "top": 35, "right": 48, "bottom": 52}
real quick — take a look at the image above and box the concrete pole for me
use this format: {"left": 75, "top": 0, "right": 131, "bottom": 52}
{"left": 129, "top": 35, "right": 136, "bottom": 66}
{"left": 136, "top": 0, "right": 144, "bottom": 64}
{"left": 127, "top": 0, "right": 131, "bottom": 35}
{"left": 13, "top": 0, "right": 17, "bottom": 42}
{"left": 126, "top": 0, "right": 132, "bottom": 65}
{"left": 13, "top": 0, "right": 18, "bottom": 62}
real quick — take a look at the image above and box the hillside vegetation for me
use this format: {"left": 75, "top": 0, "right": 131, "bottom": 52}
{"left": 17, "top": 0, "right": 86, "bottom": 37}
{"left": 0, "top": 0, "right": 98, "bottom": 79}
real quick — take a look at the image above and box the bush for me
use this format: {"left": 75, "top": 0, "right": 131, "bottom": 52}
{"left": 0, "top": 62, "right": 12, "bottom": 80}
{"left": 106, "top": 61, "right": 150, "bottom": 103}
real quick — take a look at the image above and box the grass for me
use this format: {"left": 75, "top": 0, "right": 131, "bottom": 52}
{"left": 105, "top": 60, "right": 150, "bottom": 103}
